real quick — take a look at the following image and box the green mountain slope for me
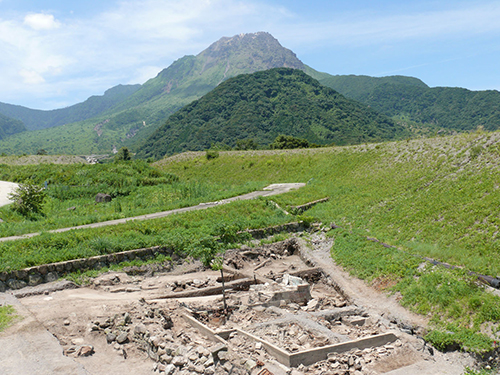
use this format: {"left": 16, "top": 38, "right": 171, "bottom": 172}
{"left": 0, "top": 84, "right": 141, "bottom": 131}
{"left": 137, "top": 68, "right": 408, "bottom": 159}
{"left": 0, "top": 113, "right": 26, "bottom": 140}
{"left": 3, "top": 31, "right": 500, "bottom": 156}
{"left": 306, "top": 67, "right": 500, "bottom": 131}
{"left": 351, "top": 84, "right": 500, "bottom": 131}
{"left": 304, "top": 66, "right": 428, "bottom": 97}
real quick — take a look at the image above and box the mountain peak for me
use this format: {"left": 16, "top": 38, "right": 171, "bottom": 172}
{"left": 198, "top": 32, "right": 304, "bottom": 71}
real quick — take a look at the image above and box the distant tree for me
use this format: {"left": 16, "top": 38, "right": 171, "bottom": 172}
{"left": 9, "top": 181, "right": 46, "bottom": 217}
{"left": 205, "top": 149, "right": 219, "bottom": 160}
{"left": 235, "top": 138, "right": 259, "bottom": 150}
{"left": 115, "top": 147, "right": 132, "bottom": 162}
{"left": 210, "top": 142, "right": 232, "bottom": 151}
{"left": 269, "top": 135, "right": 310, "bottom": 149}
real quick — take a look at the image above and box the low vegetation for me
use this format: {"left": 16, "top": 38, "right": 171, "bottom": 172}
{"left": 0, "top": 160, "right": 264, "bottom": 237}
{"left": 158, "top": 129, "right": 500, "bottom": 353}
{"left": 1, "top": 130, "right": 500, "bottom": 353}
{"left": 0, "top": 305, "right": 18, "bottom": 332}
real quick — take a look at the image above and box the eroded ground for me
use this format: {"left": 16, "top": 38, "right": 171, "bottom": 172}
{"left": 3, "top": 236, "right": 478, "bottom": 374}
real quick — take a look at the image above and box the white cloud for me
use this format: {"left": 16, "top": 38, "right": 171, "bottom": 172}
{"left": 279, "top": 2, "right": 500, "bottom": 49}
{"left": 24, "top": 13, "right": 61, "bottom": 30}
{"left": 1, "top": 0, "right": 500, "bottom": 109}
{"left": 19, "top": 69, "right": 45, "bottom": 84}
{"left": 129, "top": 65, "right": 164, "bottom": 84}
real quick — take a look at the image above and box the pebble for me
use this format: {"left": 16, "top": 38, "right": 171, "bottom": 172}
{"left": 160, "top": 354, "right": 173, "bottom": 364}
{"left": 106, "top": 333, "right": 117, "bottom": 343}
{"left": 116, "top": 332, "right": 128, "bottom": 344}
{"left": 172, "top": 356, "right": 187, "bottom": 367}
{"left": 164, "top": 364, "right": 175, "bottom": 375}
{"left": 134, "top": 323, "right": 147, "bottom": 336}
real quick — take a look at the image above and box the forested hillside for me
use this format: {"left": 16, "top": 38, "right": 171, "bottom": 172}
{"left": 0, "top": 113, "right": 25, "bottom": 140}
{"left": 308, "top": 67, "right": 500, "bottom": 131}
{"left": 137, "top": 68, "right": 408, "bottom": 159}
{"left": 353, "top": 84, "right": 500, "bottom": 131}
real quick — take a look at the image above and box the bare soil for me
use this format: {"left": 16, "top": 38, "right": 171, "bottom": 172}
{"left": 0, "top": 235, "right": 479, "bottom": 375}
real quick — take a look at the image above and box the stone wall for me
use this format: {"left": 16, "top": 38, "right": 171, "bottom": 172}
{"left": 0, "top": 221, "right": 312, "bottom": 293}
{"left": 0, "top": 245, "right": 174, "bottom": 292}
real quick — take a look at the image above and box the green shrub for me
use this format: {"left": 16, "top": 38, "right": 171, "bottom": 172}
{"left": 9, "top": 181, "right": 46, "bottom": 217}
{"left": 205, "top": 149, "right": 219, "bottom": 160}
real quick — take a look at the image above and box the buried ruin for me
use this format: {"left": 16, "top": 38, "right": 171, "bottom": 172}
{"left": 0, "top": 232, "right": 480, "bottom": 374}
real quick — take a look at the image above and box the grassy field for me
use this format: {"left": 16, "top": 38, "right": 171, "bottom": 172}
{"left": 1, "top": 130, "right": 500, "bottom": 352}
{"left": 160, "top": 131, "right": 500, "bottom": 277}
{"left": 155, "top": 130, "right": 500, "bottom": 352}
{"left": 0, "top": 160, "right": 266, "bottom": 237}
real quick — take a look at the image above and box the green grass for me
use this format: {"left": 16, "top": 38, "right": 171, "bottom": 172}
{"left": 161, "top": 131, "right": 500, "bottom": 276}
{"left": 0, "top": 160, "right": 265, "bottom": 237}
{"left": 0, "top": 305, "right": 18, "bottom": 331}
{"left": 0, "top": 198, "right": 291, "bottom": 271}
{"left": 154, "top": 130, "right": 500, "bottom": 352}
{"left": 2, "top": 130, "right": 500, "bottom": 352}
{"left": 329, "top": 228, "right": 499, "bottom": 353}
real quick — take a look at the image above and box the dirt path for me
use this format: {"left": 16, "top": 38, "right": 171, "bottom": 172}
{"left": 0, "top": 183, "right": 305, "bottom": 243}
{"left": 299, "top": 234, "right": 428, "bottom": 329}
{"left": 0, "top": 180, "right": 18, "bottom": 207}
{"left": 298, "top": 233, "right": 474, "bottom": 374}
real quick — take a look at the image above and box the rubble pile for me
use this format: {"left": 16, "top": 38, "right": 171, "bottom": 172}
{"left": 301, "top": 343, "right": 400, "bottom": 375}
{"left": 248, "top": 322, "right": 331, "bottom": 351}
{"left": 30, "top": 237, "right": 445, "bottom": 374}
{"left": 62, "top": 300, "right": 257, "bottom": 374}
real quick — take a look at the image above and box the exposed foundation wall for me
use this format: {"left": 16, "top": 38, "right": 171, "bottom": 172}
{"left": 0, "top": 246, "right": 174, "bottom": 292}
{"left": 0, "top": 221, "right": 311, "bottom": 292}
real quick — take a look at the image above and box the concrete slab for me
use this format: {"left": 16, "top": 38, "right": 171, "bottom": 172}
{"left": 289, "top": 332, "right": 399, "bottom": 367}
{"left": 0, "top": 293, "right": 89, "bottom": 375}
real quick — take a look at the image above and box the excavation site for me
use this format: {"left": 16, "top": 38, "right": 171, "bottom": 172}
{"left": 0, "top": 229, "right": 481, "bottom": 374}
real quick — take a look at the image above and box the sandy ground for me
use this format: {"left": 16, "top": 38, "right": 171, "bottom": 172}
{"left": 0, "top": 180, "right": 18, "bottom": 207}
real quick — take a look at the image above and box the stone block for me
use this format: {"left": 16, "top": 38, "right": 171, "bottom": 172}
{"left": 45, "top": 272, "right": 58, "bottom": 283}
{"left": 29, "top": 274, "right": 44, "bottom": 286}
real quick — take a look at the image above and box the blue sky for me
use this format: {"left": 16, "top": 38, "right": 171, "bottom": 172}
{"left": 1, "top": 0, "right": 499, "bottom": 109}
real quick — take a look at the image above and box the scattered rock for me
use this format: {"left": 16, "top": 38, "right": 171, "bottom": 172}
{"left": 106, "top": 333, "right": 117, "bottom": 343}
{"left": 211, "top": 343, "right": 228, "bottom": 361}
{"left": 116, "top": 332, "right": 129, "bottom": 344}
{"left": 171, "top": 356, "right": 187, "bottom": 367}
{"left": 95, "top": 193, "right": 112, "bottom": 203}
{"left": 245, "top": 359, "right": 257, "bottom": 371}
{"left": 134, "top": 323, "right": 148, "bottom": 336}
{"left": 78, "top": 345, "right": 94, "bottom": 357}
{"left": 164, "top": 364, "right": 175, "bottom": 375}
